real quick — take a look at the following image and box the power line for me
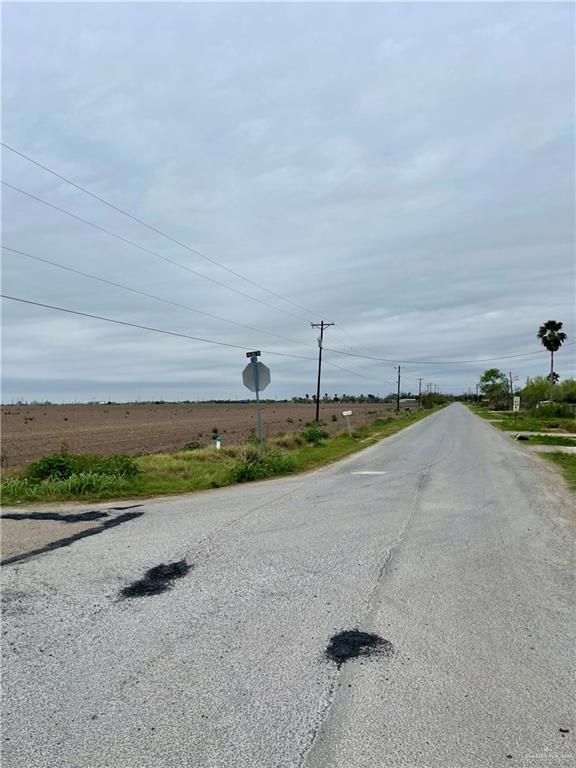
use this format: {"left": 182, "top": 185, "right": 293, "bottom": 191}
{"left": 1, "top": 293, "right": 383, "bottom": 383}
{"left": 2, "top": 180, "right": 310, "bottom": 323}
{"left": 323, "top": 344, "right": 575, "bottom": 366}
{"left": 1, "top": 144, "right": 409, "bottom": 355}
{"left": 1, "top": 245, "right": 308, "bottom": 347}
{"left": 1, "top": 141, "right": 317, "bottom": 317}
{"left": 0, "top": 294, "right": 316, "bottom": 359}
{"left": 323, "top": 356, "right": 385, "bottom": 383}
{"left": 331, "top": 323, "right": 383, "bottom": 359}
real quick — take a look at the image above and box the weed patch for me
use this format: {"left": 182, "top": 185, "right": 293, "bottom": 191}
{"left": 231, "top": 448, "right": 295, "bottom": 483}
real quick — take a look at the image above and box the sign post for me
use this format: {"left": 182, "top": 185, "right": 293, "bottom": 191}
{"left": 513, "top": 396, "right": 520, "bottom": 422}
{"left": 242, "top": 351, "right": 271, "bottom": 451}
{"left": 342, "top": 410, "right": 353, "bottom": 436}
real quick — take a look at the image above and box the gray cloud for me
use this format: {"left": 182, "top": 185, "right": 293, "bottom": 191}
{"left": 2, "top": 2, "right": 574, "bottom": 402}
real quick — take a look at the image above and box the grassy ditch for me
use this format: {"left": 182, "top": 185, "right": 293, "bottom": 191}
{"left": 541, "top": 453, "right": 576, "bottom": 492}
{"left": 0, "top": 407, "right": 442, "bottom": 505}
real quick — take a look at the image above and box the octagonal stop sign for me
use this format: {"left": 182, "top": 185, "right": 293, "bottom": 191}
{"left": 242, "top": 361, "right": 271, "bottom": 393}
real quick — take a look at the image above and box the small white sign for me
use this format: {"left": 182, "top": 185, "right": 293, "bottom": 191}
{"left": 342, "top": 410, "right": 352, "bottom": 417}
{"left": 513, "top": 396, "right": 520, "bottom": 412}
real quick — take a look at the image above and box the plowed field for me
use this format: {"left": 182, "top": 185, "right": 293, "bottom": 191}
{"left": 1, "top": 402, "right": 410, "bottom": 468}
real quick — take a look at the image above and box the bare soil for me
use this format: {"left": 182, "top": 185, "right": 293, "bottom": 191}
{"left": 1, "top": 402, "right": 408, "bottom": 468}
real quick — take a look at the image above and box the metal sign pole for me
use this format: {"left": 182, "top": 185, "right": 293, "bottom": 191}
{"left": 252, "top": 356, "right": 264, "bottom": 450}
{"left": 243, "top": 351, "right": 270, "bottom": 451}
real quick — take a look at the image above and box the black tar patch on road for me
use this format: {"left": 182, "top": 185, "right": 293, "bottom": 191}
{"left": 326, "top": 629, "right": 394, "bottom": 667}
{"left": 121, "top": 559, "right": 192, "bottom": 599}
{"left": 1, "top": 510, "right": 109, "bottom": 523}
{"left": 0, "top": 511, "right": 144, "bottom": 566}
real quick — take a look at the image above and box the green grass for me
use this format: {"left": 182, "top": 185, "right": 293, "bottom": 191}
{"left": 0, "top": 407, "right": 443, "bottom": 505}
{"left": 513, "top": 435, "right": 576, "bottom": 447}
{"left": 468, "top": 405, "right": 576, "bottom": 434}
{"left": 541, "top": 453, "right": 576, "bottom": 492}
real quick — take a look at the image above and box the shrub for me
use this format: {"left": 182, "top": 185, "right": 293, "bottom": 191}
{"left": 270, "top": 433, "right": 304, "bottom": 449}
{"left": 300, "top": 425, "right": 329, "bottom": 445}
{"left": 557, "top": 379, "right": 576, "bottom": 404}
{"left": 246, "top": 427, "right": 260, "bottom": 445}
{"left": 230, "top": 448, "right": 295, "bottom": 483}
{"left": 1, "top": 473, "right": 129, "bottom": 503}
{"left": 331, "top": 414, "right": 338, "bottom": 422}
{"left": 372, "top": 417, "right": 393, "bottom": 427}
{"left": 286, "top": 417, "right": 294, "bottom": 423}
{"left": 530, "top": 403, "right": 574, "bottom": 419}
{"left": 183, "top": 441, "right": 202, "bottom": 451}
{"left": 25, "top": 450, "right": 139, "bottom": 481}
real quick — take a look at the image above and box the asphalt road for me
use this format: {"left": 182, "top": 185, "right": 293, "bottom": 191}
{"left": 2, "top": 404, "right": 574, "bottom": 767}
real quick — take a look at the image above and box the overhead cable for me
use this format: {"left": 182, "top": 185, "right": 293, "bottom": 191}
{"left": 1, "top": 141, "right": 316, "bottom": 316}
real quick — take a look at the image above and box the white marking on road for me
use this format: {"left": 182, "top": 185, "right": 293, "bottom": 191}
{"left": 351, "top": 471, "right": 387, "bottom": 475}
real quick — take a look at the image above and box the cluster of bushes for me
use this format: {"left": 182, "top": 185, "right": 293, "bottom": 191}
{"left": 0, "top": 444, "right": 141, "bottom": 503}
{"left": 2, "top": 473, "right": 131, "bottom": 502}
{"left": 421, "top": 393, "right": 449, "bottom": 409}
{"left": 300, "top": 424, "right": 329, "bottom": 445}
{"left": 25, "top": 446, "right": 139, "bottom": 481}
{"left": 528, "top": 403, "right": 574, "bottom": 419}
{"left": 520, "top": 377, "right": 576, "bottom": 409}
{"left": 230, "top": 448, "right": 295, "bottom": 483}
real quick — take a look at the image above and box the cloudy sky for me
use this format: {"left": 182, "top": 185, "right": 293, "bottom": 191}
{"left": 2, "top": 1, "right": 574, "bottom": 402}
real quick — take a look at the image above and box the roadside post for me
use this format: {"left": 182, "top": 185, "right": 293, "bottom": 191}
{"left": 342, "top": 410, "right": 353, "bottom": 436}
{"left": 242, "top": 351, "right": 271, "bottom": 451}
{"left": 513, "top": 395, "right": 520, "bottom": 423}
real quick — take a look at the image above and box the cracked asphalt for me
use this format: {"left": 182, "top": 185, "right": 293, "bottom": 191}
{"left": 1, "top": 404, "right": 574, "bottom": 767}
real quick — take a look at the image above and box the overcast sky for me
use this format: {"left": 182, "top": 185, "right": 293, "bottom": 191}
{"left": 2, "top": 1, "right": 574, "bottom": 402}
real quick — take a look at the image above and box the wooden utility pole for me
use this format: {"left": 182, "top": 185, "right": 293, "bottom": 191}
{"left": 396, "top": 366, "right": 401, "bottom": 412}
{"left": 311, "top": 321, "right": 334, "bottom": 422}
{"left": 418, "top": 377, "right": 423, "bottom": 408}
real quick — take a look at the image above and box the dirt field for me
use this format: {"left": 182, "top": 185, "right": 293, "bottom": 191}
{"left": 1, "top": 401, "right": 411, "bottom": 468}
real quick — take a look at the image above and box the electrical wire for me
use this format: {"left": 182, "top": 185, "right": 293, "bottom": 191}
{"left": 323, "top": 344, "right": 575, "bottom": 366}
{"left": 1, "top": 141, "right": 317, "bottom": 317}
{"left": 1, "top": 245, "right": 308, "bottom": 347}
{"left": 1, "top": 293, "right": 392, "bottom": 383}
{"left": 1, "top": 181, "right": 310, "bottom": 323}
{"left": 0, "top": 294, "right": 317, "bottom": 359}
{"left": 1, "top": 145, "right": 406, "bottom": 354}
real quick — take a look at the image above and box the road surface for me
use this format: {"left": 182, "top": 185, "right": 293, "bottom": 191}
{"left": 2, "top": 404, "right": 574, "bottom": 767}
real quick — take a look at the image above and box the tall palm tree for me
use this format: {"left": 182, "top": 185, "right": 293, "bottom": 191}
{"left": 537, "top": 320, "right": 567, "bottom": 385}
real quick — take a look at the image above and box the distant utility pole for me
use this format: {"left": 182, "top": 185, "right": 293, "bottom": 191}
{"left": 311, "top": 321, "right": 334, "bottom": 422}
{"left": 509, "top": 371, "right": 514, "bottom": 410}
{"left": 418, "top": 377, "right": 423, "bottom": 408}
{"left": 396, "top": 366, "right": 401, "bottom": 412}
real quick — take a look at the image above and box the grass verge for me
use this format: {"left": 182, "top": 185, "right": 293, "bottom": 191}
{"left": 540, "top": 453, "right": 576, "bottom": 492}
{"left": 468, "top": 405, "right": 576, "bottom": 434}
{"left": 512, "top": 435, "right": 576, "bottom": 447}
{"left": 0, "top": 407, "right": 443, "bottom": 505}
